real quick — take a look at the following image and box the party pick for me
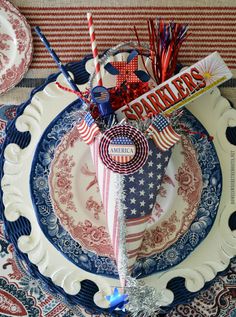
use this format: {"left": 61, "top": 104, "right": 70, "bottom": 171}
{"left": 34, "top": 26, "right": 80, "bottom": 93}
{"left": 87, "top": 13, "right": 103, "bottom": 86}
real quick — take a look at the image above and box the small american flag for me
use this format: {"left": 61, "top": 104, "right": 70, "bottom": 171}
{"left": 146, "top": 114, "right": 181, "bottom": 151}
{"left": 93, "top": 91, "right": 108, "bottom": 103}
{"left": 77, "top": 112, "right": 100, "bottom": 144}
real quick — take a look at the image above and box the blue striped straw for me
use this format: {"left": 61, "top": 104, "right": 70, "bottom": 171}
{"left": 34, "top": 26, "right": 80, "bottom": 92}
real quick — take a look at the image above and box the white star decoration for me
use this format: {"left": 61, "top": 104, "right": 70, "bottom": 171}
{"left": 131, "top": 209, "right": 137, "bottom": 215}
{"left": 139, "top": 179, "right": 144, "bottom": 185}
{"left": 130, "top": 187, "right": 136, "bottom": 193}
{"left": 129, "top": 176, "right": 135, "bottom": 182}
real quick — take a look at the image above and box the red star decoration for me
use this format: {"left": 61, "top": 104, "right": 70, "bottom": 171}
{"left": 110, "top": 57, "right": 140, "bottom": 86}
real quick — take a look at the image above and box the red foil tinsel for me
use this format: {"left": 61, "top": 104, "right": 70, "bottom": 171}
{"left": 135, "top": 18, "right": 189, "bottom": 85}
{"left": 109, "top": 82, "right": 150, "bottom": 111}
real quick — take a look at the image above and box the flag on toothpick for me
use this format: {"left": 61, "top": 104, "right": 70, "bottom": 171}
{"left": 77, "top": 112, "right": 100, "bottom": 144}
{"left": 146, "top": 114, "right": 181, "bottom": 151}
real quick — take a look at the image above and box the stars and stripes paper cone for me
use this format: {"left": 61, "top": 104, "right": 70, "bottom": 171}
{"left": 89, "top": 124, "right": 174, "bottom": 285}
{"left": 120, "top": 140, "right": 172, "bottom": 272}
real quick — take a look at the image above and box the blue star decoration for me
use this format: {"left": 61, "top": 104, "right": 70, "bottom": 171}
{"left": 105, "top": 287, "right": 129, "bottom": 314}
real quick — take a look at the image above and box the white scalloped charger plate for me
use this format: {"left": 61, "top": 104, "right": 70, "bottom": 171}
{"left": 1, "top": 53, "right": 236, "bottom": 310}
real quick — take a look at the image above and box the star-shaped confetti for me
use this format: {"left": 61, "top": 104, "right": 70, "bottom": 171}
{"left": 105, "top": 287, "right": 128, "bottom": 312}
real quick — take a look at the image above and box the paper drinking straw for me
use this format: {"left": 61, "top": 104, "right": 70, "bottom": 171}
{"left": 34, "top": 26, "right": 80, "bottom": 92}
{"left": 87, "top": 13, "right": 103, "bottom": 86}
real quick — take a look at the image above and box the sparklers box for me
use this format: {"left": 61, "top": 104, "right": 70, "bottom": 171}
{"left": 116, "top": 52, "right": 232, "bottom": 121}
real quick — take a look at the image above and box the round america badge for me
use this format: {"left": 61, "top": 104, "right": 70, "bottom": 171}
{"left": 108, "top": 136, "right": 136, "bottom": 164}
{"left": 99, "top": 125, "right": 149, "bottom": 174}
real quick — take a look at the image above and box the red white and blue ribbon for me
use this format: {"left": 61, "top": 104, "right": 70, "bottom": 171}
{"left": 76, "top": 112, "right": 100, "bottom": 144}
{"left": 146, "top": 114, "right": 181, "bottom": 151}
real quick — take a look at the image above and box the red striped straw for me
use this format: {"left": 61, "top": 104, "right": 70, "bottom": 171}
{"left": 87, "top": 12, "right": 103, "bottom": 86}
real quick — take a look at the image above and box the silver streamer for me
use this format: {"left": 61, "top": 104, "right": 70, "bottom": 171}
{"left": 125, "top": 277, "right": 166, "bottom": 317}
{"left": 114, "top": 173, "right": 128, "bottom": 286}
{"left": 129, "top": 117, "right": 152, "bottom": 134}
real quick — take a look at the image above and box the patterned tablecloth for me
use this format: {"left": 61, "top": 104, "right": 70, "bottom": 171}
{"left": 0, "top": 1, "right": 236, "bottom": 316}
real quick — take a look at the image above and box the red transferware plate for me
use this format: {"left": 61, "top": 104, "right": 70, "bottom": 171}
{"left": 0, "top": 0, "right": 33, "bottom": 94}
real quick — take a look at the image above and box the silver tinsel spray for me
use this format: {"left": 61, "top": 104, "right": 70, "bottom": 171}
{"left": 125, "top": 276, "right": 167, "bottom": 317}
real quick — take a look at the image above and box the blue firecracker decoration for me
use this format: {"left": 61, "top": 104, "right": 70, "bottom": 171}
{"left": 105, "top": 287, "right": 128, "bottom": 313}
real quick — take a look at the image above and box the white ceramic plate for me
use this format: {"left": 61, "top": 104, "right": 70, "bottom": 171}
{"left": 0, "top": 0, "right": 33, "bottom": 94}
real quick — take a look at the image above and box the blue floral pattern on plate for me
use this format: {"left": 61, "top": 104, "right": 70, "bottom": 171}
{"left": 30, "top": 105, "right": 222, "bottom": 278}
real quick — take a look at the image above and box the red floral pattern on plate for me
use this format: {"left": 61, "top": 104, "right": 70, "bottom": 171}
{"left": 176, "top": 136, "right": 203, "bottom": 206}
{"left": 49, "top": 126, "right": 203, "bottom": 259}
{"left": 53, "top": 153, "right": 77, "bottom": 213}
{"left": 8, "top": 15, "right": 27, "bottom": 54}
{"left": 49, "top": 126, "right": 113, "bottom": 257}
{"left": 143, "top": 211, "right": 179, "bottom": 249}
{"left": 139, "top": 136, "right": 203, "bottom": 256}
{"left": 81, "top": 164, "right": 99, "bottom": 192}
{"left": 86, "top": 196, "right": 103, "bottom": 220}
{"left": 69, "top": 220, "right": 113, "bottom": 258}
{"left": 0, "top": 33, "right": 12, "bottom": 69}
{"left": 0, "top": 0, "right": 33, "bottom": 94}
